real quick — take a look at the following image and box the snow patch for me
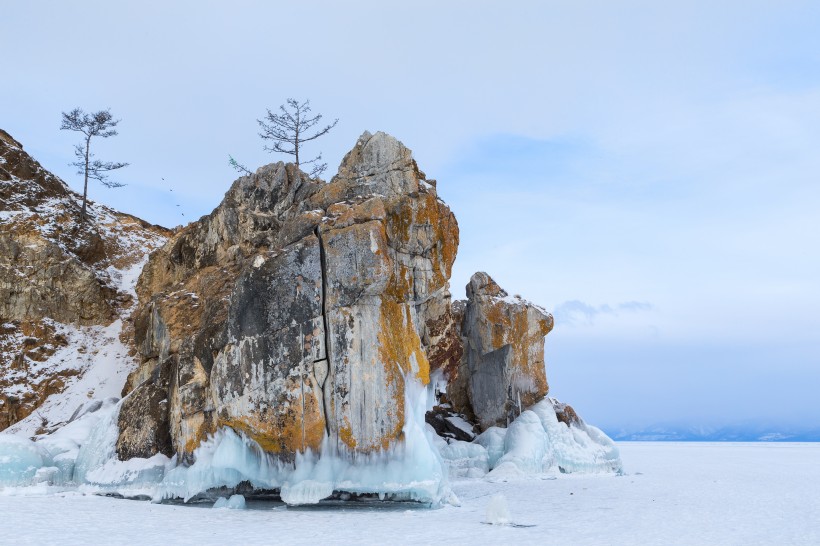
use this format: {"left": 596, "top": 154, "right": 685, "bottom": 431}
{"left": 4, "top": 319, "right": 138, "bottom": 437}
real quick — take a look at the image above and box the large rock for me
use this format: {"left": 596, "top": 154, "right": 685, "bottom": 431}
{"left": 116, "top": 381, "right": 173, "bottom": 460}
{"left": 452, "top": 272, "right": 553, "bottom": 430}
{"left": 124, "top": 131, "right": 459, "bottom": 460}
{"left": 0, "top": 129, "right": 169, "bottom": 432}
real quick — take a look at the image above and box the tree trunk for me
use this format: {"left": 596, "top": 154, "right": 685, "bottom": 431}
{"left": 81, "top": 135, "right": 90, "bottom": 223}
{"left": 294, "top": 124, "right": 300, "bottom": 169}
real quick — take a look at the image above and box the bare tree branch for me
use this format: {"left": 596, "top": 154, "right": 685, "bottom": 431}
{"left": 60, "top": 107, "right": 127, "bottom": 221}
{"left": 255, "top": 98, "right": 338, "bottom": 177}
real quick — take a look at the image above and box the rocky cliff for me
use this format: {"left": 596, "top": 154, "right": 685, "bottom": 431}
{"left": 0, "top": 128, "right": 621, "bottom": 503}
{"left": 0, "top": 129, "right": 169, "bottom": 433}
{"left": 121, "top": 131, "right": 459, "bottom": 461}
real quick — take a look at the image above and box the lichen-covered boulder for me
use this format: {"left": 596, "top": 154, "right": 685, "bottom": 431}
{"left": 123, "top": 131, "right": 459, "bottom": 460}
{"left": 452, "top": 272, "right": 553, "bottom": 430}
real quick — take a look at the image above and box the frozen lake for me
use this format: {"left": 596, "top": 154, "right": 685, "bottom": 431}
{"left": 2, "top": 442, "right": 818, "bottom": 545}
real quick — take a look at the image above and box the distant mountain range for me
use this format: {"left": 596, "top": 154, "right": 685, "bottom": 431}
{"left": 605, "top": 424, "right": 820, "bottom": 442}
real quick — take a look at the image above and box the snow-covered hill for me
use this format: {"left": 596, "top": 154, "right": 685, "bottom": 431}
{"left": 0, "top": 128, "right": 169, "bottom": 434}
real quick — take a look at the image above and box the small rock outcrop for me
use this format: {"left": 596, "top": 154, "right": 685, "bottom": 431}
{"left": 449, "top": 272, "right": 553, "bottom": 430}
{"left": 552, "top": 398, "right": 582, "bottom": 427}
{"left": 0, "top": 128, "right": 169, "bottom": 432}
{"left": 122, "top": 131, "right": 459, "bottom": 460}
{"left": 116, "top": 378, "right": 173, "bottom": 459}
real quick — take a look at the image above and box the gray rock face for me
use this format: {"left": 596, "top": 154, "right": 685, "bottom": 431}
{"left": 451, "top": 272, "right": 554, "bottom": 430}
{"left": 210, "top": 234, "right": 327, "bottom": 455}
{"left": 123, "top": 131, "right": 459, "bottom": 460}
{"left": 117, "top": 380, "right": 173, "bottom": 460}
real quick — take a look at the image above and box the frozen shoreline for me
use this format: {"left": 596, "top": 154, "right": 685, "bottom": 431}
{"left": 2, "top": 442, "right": 818, "bottom": 545}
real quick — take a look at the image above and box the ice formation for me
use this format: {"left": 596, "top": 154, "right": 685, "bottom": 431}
{"left": 0, "top": 375, "right": 451, "bottom": 506}
{"left": 159, "top": 376, "right": 448, "bottom": 505}
{"left": 0, "top": 378, "right": 619, "bottom": 503}
{"left": 431, "top": 433, "right": 489, "bottom": 479}
{"left": 475, "top": 427, "right": 507, "bottom": 469}
{"left": 213, "top": 494, "right": 246, "bottom": 509}
{"left": 0, "top": 435, "right": 43, "bottom": 486}
{"left": 74, "top": 401, "right": 169, "bottom": 495}
{"left": 483, "top": 399, "right": 621, "bottom": 480}
{"left": 0, "top": 398, "right": 119, "bottom": 487}
{"left": 435, "top": 399, "right": 622, "bottom": 481}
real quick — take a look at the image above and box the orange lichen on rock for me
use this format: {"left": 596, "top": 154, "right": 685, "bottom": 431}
{"left": 378, "top": 296, "right": 430, "bottom": 384}
{"left": 454, "top": 272, "right": 555, "bottom": 430}
{"left": 338, "top": 420, "right": 357, "bottom": 450}
{"left": 220, "top": 402, "right": 326, "bottom": 456}
{"left": 179, "top": 412, "right": 213, "bottom": 456}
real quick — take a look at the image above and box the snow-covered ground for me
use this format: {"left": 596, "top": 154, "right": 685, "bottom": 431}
{"left": 1, "top": 442, "right": 818, "bottom": 545}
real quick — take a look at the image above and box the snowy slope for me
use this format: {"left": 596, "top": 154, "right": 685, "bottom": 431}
{"left": 1, "top": 129, "right": 169, "bottom": 435}
{"left": 4, "top": 255, "right": 154, "bottom": 437}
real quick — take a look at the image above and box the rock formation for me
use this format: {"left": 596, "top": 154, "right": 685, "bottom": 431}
{"left": 0, "top": 128, "right": 623, "bottom": 500}
{"left": 122, "top": 131, "right": 459, "bottom": 461}
{"left": 0, "top": 128, "right": 169, "bottom": 432}
{"left": 447, "top": 272, "right": 553, "bottom": 430}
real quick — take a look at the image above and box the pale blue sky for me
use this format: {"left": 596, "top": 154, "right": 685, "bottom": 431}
{"left": 2, "top": 1, "right": 819, "bottom": 429}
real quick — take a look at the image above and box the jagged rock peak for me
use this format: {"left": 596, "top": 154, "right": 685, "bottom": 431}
{"left": 336, "top": 130, "right": 416, "bottom": 180}
{"left": 308, "top": 131, "right": 437, "bottom": 210}
{"left": 467, "top": 271, "right": 508, "bottom": 299}
{"left": 123, "top": 130, "right": 459, "bottom": 462}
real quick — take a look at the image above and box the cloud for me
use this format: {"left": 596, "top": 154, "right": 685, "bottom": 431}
{"left": 553, "top": 300, "right": 653, "bottom": 326}
{"left": 616, "top": 301, "right": 653, "bottom": 313}
{"left": 4, "top": 1, "right": 820, "bottom": 427}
